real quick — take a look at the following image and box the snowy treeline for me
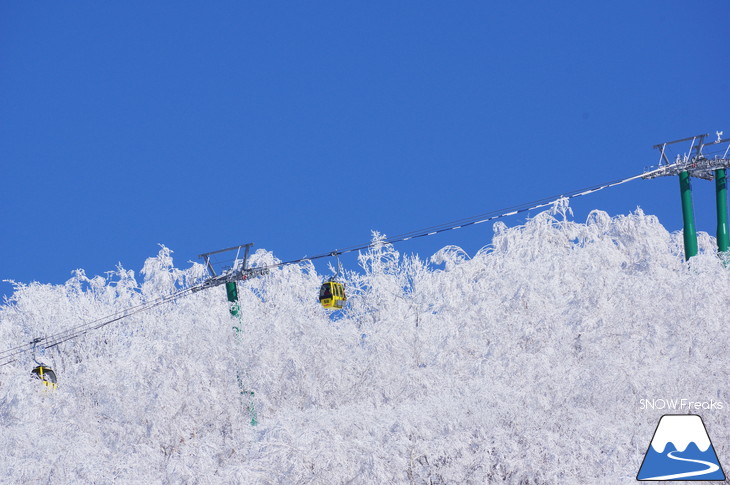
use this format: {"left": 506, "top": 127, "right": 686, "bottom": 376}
{"left": 2, "top": 206, "right": 729, "bottom": 484}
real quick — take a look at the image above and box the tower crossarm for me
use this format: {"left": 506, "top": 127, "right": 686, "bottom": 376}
{"left": 643, "top": 133, "right": 730, "bottom": 180}
{"left": 643, "top": 157, "right": 730, "bottom": 181}
{"left": 193, "top": 243, "right": 269, "bottom": 292}
{"left": 193, "top": 266, "right": 270, "bottom": 291}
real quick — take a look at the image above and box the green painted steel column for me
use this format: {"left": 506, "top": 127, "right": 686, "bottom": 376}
{"left": 226, "top": 280, "right": 256, "bottom": 425}
{"left": 715, "top": 169, "right": 729, "bottom": 254}
{"left": 679, "top": 170, "right": 698, "bottom": 260}
{"left": 225, "top": 281, "right": 240, "bottom": 316}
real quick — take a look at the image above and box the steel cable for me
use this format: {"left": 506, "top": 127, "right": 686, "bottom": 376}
{"left": 0, "top": 168, "right": 653, "bottom": 366}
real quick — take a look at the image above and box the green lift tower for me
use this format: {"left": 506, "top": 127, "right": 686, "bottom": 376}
{"left": 645, "top": 132, "right": 730, "bottom": 260}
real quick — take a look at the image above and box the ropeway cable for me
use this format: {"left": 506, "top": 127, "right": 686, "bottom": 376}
{"left": 260, "top": 168, "right": 656, "bottom": 270}
{"left": 0, "top": 285, "right": 201, "bottom": 367}
{"left": 0, "top": 167, "right": 656, "bottom": 367}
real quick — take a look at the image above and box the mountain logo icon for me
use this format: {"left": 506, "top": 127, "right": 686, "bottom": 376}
{"left": 637, "top": 414, "right": 725, "bottom": 481}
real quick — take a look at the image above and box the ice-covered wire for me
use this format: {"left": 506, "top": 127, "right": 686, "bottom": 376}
{"left": 0, "top": 285, "right": 200, "bottom": 367}
{"left": 0, "top": 168, "right": 651, "bottom": 366}
{"left": 258, "top": 170, "right": 651, "bottom": 270}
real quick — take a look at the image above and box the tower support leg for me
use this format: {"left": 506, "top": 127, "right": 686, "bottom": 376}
{"left": 715, "top": 169, "right": 729, "bottom": 254}
{"left": 226, "top": 281, "right": 240, "bottom": 317}
{"left": 225, "top": 281, "right": 256, "bottom": 425}
{"left": 679, "top": 170, "right": 698, "bottom": 260}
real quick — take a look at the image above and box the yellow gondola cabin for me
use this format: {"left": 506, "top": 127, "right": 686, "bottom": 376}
{"left": 31, "top": 365, "right": 58, "bottom": 390}
{"left": 319, "top": 280, "right": 346, "bottom": 309}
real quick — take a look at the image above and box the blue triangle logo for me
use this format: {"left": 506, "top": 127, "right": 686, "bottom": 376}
{"left": 637, "top": 414, "right": 725, "bottom": 481}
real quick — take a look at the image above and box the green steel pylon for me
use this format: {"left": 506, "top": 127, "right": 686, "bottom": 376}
{"left": 226, "top": 281, "right": 240, "bottom": 317}
{"left": 226, "top": 282, "right": 257, "bottom": 426}
{"left": 649, "top": 133, "right": 730, "bottom": 261}
{"left": 679, "top": 170, "right": 698, "bottom": 260}
{"left": 715, "top": 168, "right": 729, "bottom": 254}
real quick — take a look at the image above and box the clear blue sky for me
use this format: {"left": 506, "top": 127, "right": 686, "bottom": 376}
{"left": 1, "top": 2, "right": 728, "bottom": 297}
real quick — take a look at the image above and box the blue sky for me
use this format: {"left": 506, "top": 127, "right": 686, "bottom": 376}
{"left": 1, "top": 2, "right": 728, "bottom": 297}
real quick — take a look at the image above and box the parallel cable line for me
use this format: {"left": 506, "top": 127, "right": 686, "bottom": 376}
{"left": 0, "top": 286, "right": 200, "bottom": 366}
{"left": 259, "top": 170, "right": 650, "bottom": 270}
{"left": 0, "top": 168, "right": 651, "bottom": 366}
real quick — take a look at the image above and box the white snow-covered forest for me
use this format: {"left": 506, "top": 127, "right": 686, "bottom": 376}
{"left": 2, "top": 205, "right": 729, "bottom": 484}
